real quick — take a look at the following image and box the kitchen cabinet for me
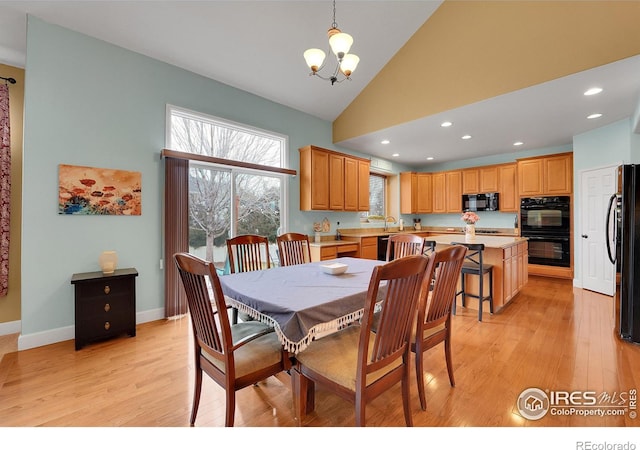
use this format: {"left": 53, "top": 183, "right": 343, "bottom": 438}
{"left": 433, "top": 171, "right": 462, "bottom": 213}
{"left": 329, "top": 153, "right": 344, "bottom": 210}
{"left": 445, "top": 171, "right": 462, "bottom": 212}
{"left": 357, "top": 159, "right": 370, "bottom": 211}
{"left": 432, "top": 172, "right": 446, "bottom": 213}
{"left": 503, "top": 240, "right": 528, "bottom": 305}
{"left": 517, "top": 152, "right": 572, "bottom": 196}
{"left": 498, "top": 163, "right": 518, "bottom": 212}
{"left": 462, "top": 166, "right": 499, "bottom": 194}
{"left": 480, "top": 166, "right": 499, "bottom": 192}
{"left": 462, "top": 169, "right": 479, "bottom": 194}
{"left": 309, "top": 241, "right": 359, "bottom": 262}
{"left": 400, "top": 172, "right": 432, "bottom": 214}
{"left": 299, "top": 145, "right": 370, "bottom": 211}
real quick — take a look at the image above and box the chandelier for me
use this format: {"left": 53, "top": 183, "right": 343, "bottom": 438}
{"left": 303, "top": 0, "right": 360, "bottom": 85}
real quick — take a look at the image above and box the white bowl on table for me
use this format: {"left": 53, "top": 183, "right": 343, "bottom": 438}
{"left": 321, "top": 262, "right": 348, "bottom": 275}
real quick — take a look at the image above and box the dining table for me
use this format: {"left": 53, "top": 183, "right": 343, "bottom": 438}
{"left": 218, "top": 256, "right": 386, "bottom": 354}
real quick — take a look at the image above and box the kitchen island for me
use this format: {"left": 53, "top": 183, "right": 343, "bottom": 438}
{"left": 428, "top": 234, "right": 529, "bottom": 313}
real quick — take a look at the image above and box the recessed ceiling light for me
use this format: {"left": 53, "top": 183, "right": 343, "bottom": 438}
{"left": 461, "top": 135, "right": 472, "bottom": 140}
{"left": 441, "top": 121, "right": 453, "bottom": 127}
{"left": 513, "top": 141, "right": 524, "bottom": 146}
{"left": 584, "top": 87, "right": 603, "bottom": 96}
{"left": 587, "top": 113, "right": 603, "bottom": 119}
{"left": 426, "top": 157, "right": 434, "bottom": 160}
{"left": 392, "top": 153, "right": 399, "bottom": 157}
{"left": 381, "top": 139, "right": 390, "bottom": 145}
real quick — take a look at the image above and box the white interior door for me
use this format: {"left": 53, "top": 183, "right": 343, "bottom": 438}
{"left": 581, "top": 166, "right": 616, "bottom": 295}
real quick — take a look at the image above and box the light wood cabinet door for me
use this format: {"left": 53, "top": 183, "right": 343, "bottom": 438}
{"left": 344, "top": 157, "right": 358, "bottom": 211}
{"left": 518, "top": 152, "right": 572, "bottom": 196}
{"left": 400, "top": 172, "right": 417, "bottom": 214}
{"left": 498, "top": 163, "right": 518, "bottom": 212}
{"left": 416, "top": 173, "right": 432, "bottom": 213}
{"left": 544, "top": 153, "right": 573, "bottom": 194}
{"left": 358, "top": 159, "right": 370, "bottom": 211}
{"left": 299, "top": 146, "right": 330, "bottom": 211}
{"left": 480, "top": 166, "right": 499, "bottom": 192}
{"left": 462, "top": 169, "right": 479, "bottom": 194}
{"left": 432, "top": 172, "right": 446, "bottom": 213}
{"left": 518, "top": 158, "right": 544, "bottom": 196}
{"left": 401, "top": 172, "right": 432, "bottom": 214}
{"left": 360, "top": 236, "right": 378, "bottom": 260}
{"left": 445, "top": 171, "right": 462, "bottom": 212}
{"left": 328, "top": 153, "right": 344, "bottom": 210}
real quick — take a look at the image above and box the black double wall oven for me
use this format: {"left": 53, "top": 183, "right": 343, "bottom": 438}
{"left": 520, "top": 196, "right": 571, "bottom": 267}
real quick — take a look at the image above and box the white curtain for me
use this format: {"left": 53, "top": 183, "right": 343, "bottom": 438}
{"left": 0, "top": 83, "right": 11, "bottom": 296}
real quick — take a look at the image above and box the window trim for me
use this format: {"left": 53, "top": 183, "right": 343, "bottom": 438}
{"left": 161, "top": 148, "right": 296, "bottom": 176}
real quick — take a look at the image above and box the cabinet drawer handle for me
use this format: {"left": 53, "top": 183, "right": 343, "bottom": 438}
{"left": 104, "top": 285, "right": 110, "bottom": 295}
{"left": 104, "top": 321, "right": 111, "bottom": 330}
{"left": 104, "top": 303, "right": 111, "bottom": 312}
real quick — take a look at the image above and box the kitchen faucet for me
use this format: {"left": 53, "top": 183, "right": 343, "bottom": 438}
{"left": 384, "top": 216, "right": 396, "bottom": 232}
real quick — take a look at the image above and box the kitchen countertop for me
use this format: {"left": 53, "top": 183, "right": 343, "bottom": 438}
{"left": 428, "top": 234, "right": 527, "bottom": 249}
{"left": 336, "top": 226, "right": 520, "bottom": 238}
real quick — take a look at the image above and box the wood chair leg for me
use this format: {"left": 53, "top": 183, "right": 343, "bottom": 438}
{"left": 225, "top": 386, "right": 236, "bottom": 427}
{"left": 190, "top": 368, "right": 203, "bottom": 426}
{"left": 355, "top": 395, "right": 366, "bottom": 427}
{"left": 444, "top": 335, "right": 455, "bottom": 387}
{"left": 402, "top": 364, "right": 413, "bottom": 427}
{"left": 415, "top": 345, "right": 427, "bottom": 411}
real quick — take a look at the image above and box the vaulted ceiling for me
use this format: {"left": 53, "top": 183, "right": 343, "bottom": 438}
{"left": 1, "top": 1, "right": 640, "bottom": 167}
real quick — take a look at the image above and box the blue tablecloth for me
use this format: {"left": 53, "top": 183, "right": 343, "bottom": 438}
{"left": 218, "top": 257, "right": 385, "bottom": 353}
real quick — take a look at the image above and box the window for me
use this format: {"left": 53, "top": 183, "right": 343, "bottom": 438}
{"left": 167, "top": 106, "right": 288, "bottom": 269}
{"left": 368, "top": 173, "right": 386, "bottom": 216}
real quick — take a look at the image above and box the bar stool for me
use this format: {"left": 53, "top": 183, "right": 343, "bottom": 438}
{"left": 451, "top": 242, "right": 493, "bottom": 321}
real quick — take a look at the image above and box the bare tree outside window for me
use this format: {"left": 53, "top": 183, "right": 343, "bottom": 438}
{"left": 169, "top": 108, "right": 287, "bottom": 268}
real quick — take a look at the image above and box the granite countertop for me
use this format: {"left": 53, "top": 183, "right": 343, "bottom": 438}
{"left": 429, "top": 234, "right": 528, "bottom": 249}
{"left": 337, "top": 226, "right": 520, "bottom": 238}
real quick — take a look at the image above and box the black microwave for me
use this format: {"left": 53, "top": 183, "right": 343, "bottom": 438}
{"left": 462, "top": 193, "right": 499, "bottom": 211}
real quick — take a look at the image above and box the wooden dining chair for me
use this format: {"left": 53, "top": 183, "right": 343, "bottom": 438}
{"left": 226, "top": 234, "right": 271, "bottom": 274}
{"left": 385, "top": 233, "right": 426, "bottom": 261}
{"left": 412, "top": 244, "right": 467, "bottom": 410}
{"left": 292, "top": 254, "right": 429, "bottom": 427}
{"left": 276, "top": 232, "right": 311, "bottom": 266}
{"left": 173, "top": 252, "right": 291, "bottom": 427}
{"left": 226, "top": 234, "right": 271, "bottom": 323}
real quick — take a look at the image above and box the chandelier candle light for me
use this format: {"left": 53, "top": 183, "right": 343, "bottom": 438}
{"left": 461, "top": 212, "right": 479, "bottom": 241}
{"left": 304, "top": 0, "right": 360, "bottom": 85}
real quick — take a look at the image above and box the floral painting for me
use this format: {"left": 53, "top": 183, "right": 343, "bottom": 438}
{"left": 58, "top": 164, "right": 142, "bottom": 215}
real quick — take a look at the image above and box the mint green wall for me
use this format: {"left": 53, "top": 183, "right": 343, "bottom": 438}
{"left": 572, "top": 118, "right": 637, "bottom": 284}
{"left": 20, "top": 17, "right": 381, "bottom": 343}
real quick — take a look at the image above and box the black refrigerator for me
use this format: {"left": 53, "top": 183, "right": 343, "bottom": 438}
{"left": 606, "top": 164, "right": 640, "bottom": 344}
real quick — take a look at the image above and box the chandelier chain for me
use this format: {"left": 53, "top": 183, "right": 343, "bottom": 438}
{"left": 332, "top": 0, "right": 338, "bottom": 29}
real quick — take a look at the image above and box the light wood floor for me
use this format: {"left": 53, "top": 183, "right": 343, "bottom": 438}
{"left": 1, "top": 275, "right": 639, "bottom": 427}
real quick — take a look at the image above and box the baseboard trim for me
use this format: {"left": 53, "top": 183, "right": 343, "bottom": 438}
{"left": 0, "top": 320, "right": 21, "bottom": 336}
{"left": 16, "top": 307, "right": 166, "bottom": 351}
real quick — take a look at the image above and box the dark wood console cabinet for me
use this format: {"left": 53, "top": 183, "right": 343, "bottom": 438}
{"left": 71, "top": 268, "right": 138, "bottom": 350}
